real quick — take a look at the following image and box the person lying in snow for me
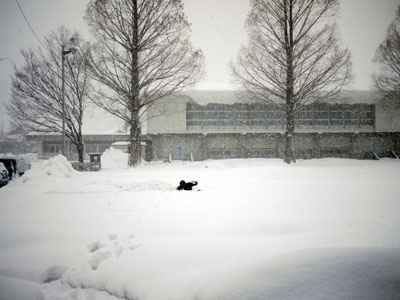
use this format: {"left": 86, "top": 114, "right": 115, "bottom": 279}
{"left": 177, "top": 180, "right": 198, "bottom": 191}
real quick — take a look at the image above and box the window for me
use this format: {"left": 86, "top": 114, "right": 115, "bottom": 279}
{"left": 85, "top": 143, "right": 110, "bottom": 154}
{"left": 186, "top": 102, "right": 375, "bottom": 130}
{"left": 246, "top": 148, "right": 276, "bottom": 158}
{"left": 321, "top": 148, "right": 350, "bottom": 157}
{"left": 44, "top": 144, "right": 62, "bottom": 154}
{"left": 207, "top": 149, "right": 240, "bottom": 159}
{"left": 187, "top": 111, "right": 202, "bottom": 120}
{"left": 295, "top": 148, "right": 313, "bottom": 158}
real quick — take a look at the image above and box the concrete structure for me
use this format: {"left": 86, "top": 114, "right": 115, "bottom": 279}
{"left": 28, "top": 133, "right": 130, "bottom": 161}
{"left": 28, "top": 90, "right": 400, "bottom": 161}
{"left": 146, "top": 91, "right": 400, "bottom": 161}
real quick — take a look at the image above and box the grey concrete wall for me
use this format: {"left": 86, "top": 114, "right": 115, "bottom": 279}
{"left": 375, "top": 102, "right": 400, "bottom": 132}
{"left": 32, "top": 134, "right": 130, "bottom": 161}
{"left": 146, "top": 98, "right": 187, "bottom": 134}
{"left": 148, "top": 132, "right": 400, "bottom": 161}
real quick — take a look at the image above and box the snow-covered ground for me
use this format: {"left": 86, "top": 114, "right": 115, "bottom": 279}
{"left": 0, "top": 150, "right": 399, "bottom": 300}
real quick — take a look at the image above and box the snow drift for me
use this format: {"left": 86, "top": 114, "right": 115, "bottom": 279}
{"left": 0, "top": 157, "right": 399, "bottom": 300}
{"left": 15, "top": 155, "right": 76, "bottom": 185}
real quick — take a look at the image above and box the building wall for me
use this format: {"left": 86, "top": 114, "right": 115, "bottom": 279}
{"left": 31, "top": 134, "right": 130, "bottom": 161}
{"left": 375, "top": 102, "right": 400, "bottom": 132}
{"left": 147, "top": 100, "right": 379, "bottom": 136}
{"left": 148, "top": 132, "right": 400, "bottom": 161}
{"left": 28, "top": 92, "right": 400, "bottom": 162}
{"left": 145, "top": 96, "right": 400, "bottom": 161}
{"left": 146, "top": 97, "right": 187, "bottom": 134}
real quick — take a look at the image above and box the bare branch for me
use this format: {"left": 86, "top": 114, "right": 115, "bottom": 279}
{"left": 373, "top": 6, "right": 400, "bottom": 108}
{"left": 7, "top": 27, "right": 92, "bottom": 162}
{"left": 85, "top": 0, "right": 204, "bottom": 166}
{"left": 231, "top": 0, "right": 352, "bottom": 163}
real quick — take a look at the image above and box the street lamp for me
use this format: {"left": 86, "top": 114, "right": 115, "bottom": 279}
{"left": 61, "top": 45, "right": 77, "bottom": 157}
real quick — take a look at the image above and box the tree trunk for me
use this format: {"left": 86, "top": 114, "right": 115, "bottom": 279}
{"left": 77, "top": 122, "right": 84, "bottom": 163}
{"left": 77, "top": 143, "right": 84, "bottom": 163}
{"left": 128, "top": 0, "right": 141, "bottom": 167}
{"left": 283, "top": 0, "right": 296, "bottom": 164}
{"left": 284, "top": 106, "right": 296, "bottom": 164}
{"left": 129, "top": 117, "right": 141, "bottom": 167}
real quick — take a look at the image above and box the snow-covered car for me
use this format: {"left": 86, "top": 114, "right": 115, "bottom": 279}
{"left": 14, "top": 156, "right": 31, "bottom": 176}
{"left": 0, "top": 158, "right": 17, "bottom": 180}
{"left": 0, "top": 162, "right": 9, "bottom": 187}
{"left": 0, "top": 155, "right": 31, "bottom": 177}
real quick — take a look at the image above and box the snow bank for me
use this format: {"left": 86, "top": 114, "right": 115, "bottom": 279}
{"left": 198, "top": 248, "right": 400, "bottom": 300}
{"left": 101, "top": 148, "right": 129, "bottom": 170}
{"left": 41, "top": 155, "right": 75, "bottom": 177}
{"left": 0, "top": 158, "right": 399, "bottom": 299}
{"left": 15, "top": 155, "right": 76, "bottom": 184}
{"left": 42, "top": 247, "right": 400, "bottom": 300}
{"left": 0, "top": 275, "right": 43, "bottom": 300}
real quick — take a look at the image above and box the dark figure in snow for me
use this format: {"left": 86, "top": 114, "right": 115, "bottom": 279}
{"left": 177, "top": 180, "right": 198, "bottom": 191}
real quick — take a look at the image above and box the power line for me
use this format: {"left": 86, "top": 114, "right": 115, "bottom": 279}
{"left": 15, "top": 0, "right": 45, "bottom": 48}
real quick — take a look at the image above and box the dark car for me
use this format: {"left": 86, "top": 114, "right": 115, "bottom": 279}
{"left": 0, "top": 162, "right": 9, "bottom": 187}
{"left": 0, "top": 158, "right": 17, "bottom": 180}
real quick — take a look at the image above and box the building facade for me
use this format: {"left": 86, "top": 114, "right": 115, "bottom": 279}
{"left": 28, "top": 91, "right": 400, "bottom": 161}
{"left": 146, "top": 91, "right": 400, "bottom": 161}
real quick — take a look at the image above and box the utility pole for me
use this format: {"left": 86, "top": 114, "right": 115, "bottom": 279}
{"left": 61, "top": 44, "right": 77, "bottom": 157}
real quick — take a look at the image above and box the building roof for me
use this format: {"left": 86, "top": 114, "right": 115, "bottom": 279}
{"left": 179, "top": 90, "right": 380, "bottom": 105}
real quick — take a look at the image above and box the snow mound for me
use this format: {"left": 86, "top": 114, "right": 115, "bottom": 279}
{"left": 42, "top": 155, "right": 76, "bottom": 177}
{"left": 200, "top": 248, "right": 400, "bottom": 300}
{"left": 101, "top": 148, "right": 129, "bottom": 170}
{"left": 44, "top": 248, "right": 400, "bottom": 300}
{"left": 19, "top": 155, "right": 76, "bottom": 184}
{"left": 40, "top": 266, "right": 67, "bottom": 283}
{"left": 0, "top": 275, "right": 44, "bottom": 300}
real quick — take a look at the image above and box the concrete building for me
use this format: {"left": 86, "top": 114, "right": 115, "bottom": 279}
{"left": 146, "top": 91, "right": 400, "bottom": 161}
{"left": 28, "top": 90, "right": 400, "bottom": 161}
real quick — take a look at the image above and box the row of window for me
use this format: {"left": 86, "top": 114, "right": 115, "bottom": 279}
{"left": 207, "top": 148, "right": 352, "bottom": 159}
{"left": 43, "top": 143, "right": 110, "bottom": 154}
{"left": 187, "top": 111, "right": 374, "bottom": 121}
{"left": 187, "top": 103, "right": 375, "bottom": 129}
{"left": 187, "top": 119, "right": 374, "bottom": 128}
{"left": 43, "top": 144, "right": 62, "bottom": 154}
{"left": 187, "top": 102, "right": 375, "bottom": 112}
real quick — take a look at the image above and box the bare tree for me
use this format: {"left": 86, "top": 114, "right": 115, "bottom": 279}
{"left": 373, "top": 6, "right": 400, "bottom": 108}
{"left": 8, "top": 27, "right": 92, "bottom": 162}
{"left": 231, "top": 0, "right": 351, "bottom": 164}
{"left": 85, "top": 0, "right": 204, "bottom": 166}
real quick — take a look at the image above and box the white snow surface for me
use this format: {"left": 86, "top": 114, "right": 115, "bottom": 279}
{"left": 0, "top": 154, "right": 399, "bottom": 300}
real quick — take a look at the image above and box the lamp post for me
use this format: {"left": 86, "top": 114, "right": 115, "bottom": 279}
{"left": 61, "top": 45, "right": 77, "bottom": 157}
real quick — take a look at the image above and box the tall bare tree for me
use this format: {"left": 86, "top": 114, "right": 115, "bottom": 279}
{"left": 373, "top": 6, "right": 400, "bottom": 108}
{"left": 231, "top": 0, "right": 351, "bottom": 164}
{"left": 85, "top": 0, "right": 204, "bottom": 166}
{"left": 8, "top": 27, "right": 91, "bottom": 162}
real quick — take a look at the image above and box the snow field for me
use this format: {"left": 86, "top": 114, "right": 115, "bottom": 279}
{"left": 0, "top": 152, "right": 399, "bottom": 299}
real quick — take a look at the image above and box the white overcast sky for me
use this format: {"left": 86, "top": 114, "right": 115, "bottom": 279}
{"left": 0, "top": 0, "right": 399, "bottom": 128}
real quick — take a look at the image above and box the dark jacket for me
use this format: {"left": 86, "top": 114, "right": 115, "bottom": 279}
{"left": 177, "top": 180, "right": 198, "bottom": 191}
